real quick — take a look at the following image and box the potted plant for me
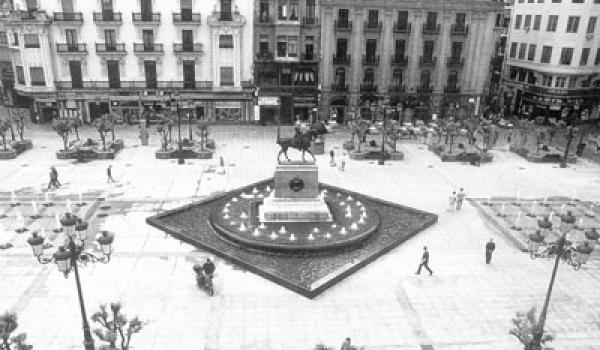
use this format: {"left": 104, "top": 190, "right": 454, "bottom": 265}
{"left": 91, "top": 302, "right": 144, "bottom": 350}
{"left": 0, "top": 311, "right": 33, "bottom": 350}
{"left": 194, "top": 119, "right": 213, "bottom": 159}
{"left": 53, "top": 118, "right": 74, "bottom": 158}
{"left": 8, "top": 107, "right": 33, "bottom": 153}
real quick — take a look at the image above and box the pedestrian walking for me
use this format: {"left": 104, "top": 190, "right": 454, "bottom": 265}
{"left": 340, "top": 337, "right": 352, "bottom": 350}
{"left": 48, "top": 166, "right": 60, "bottom": 189}
{"left": 340, "top": 153, "right": 346, "bottom": 171}
{"left": 485, "top": 238, "right": 496, "bottom": 264}
{"left": 106, "top": 165, "right": 115, "bottom": 183}
{"left": 415, "top": 246, "right": 433, "bottom": 276}
{"left": 330, "top": 149, "right": 336, "bottom": 167}
{"left": 447, "top": 191, "right": 456, "bottom": 212}
{"left": 217, "top": 156, "right": 225, "bottom": 175}
{"left": 456, "top": 188, "right": 466, "bottom": 210}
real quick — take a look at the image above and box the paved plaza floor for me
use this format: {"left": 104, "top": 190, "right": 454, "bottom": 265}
{"left": 1, "top": 124, "right": 600, "bottom": 350}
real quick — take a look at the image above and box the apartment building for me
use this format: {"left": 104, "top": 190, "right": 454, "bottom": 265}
{"left": 5, "top": 0, "right": 254, "bottom": 123}
{"left": 503, "top": 0, "right": 600, "bottom": 120}
{"left": 253, "top": 0, "right": 320, "bottom": 124}
{"left": 320, "top": 0, "right": 504, "bottom": 124}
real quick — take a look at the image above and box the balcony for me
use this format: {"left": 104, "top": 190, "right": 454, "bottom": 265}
{"left": 255, "top": 51, "right": 274, "bottom": 61}
{"left": 446, "top": 57, "right": 464, "bottom": 67}
{"left": 132, "top": 13, "right": 161, "bottom": 24}
{"left": 257, "top": 14, "right": 273, "bottom": 25}
{"left": 55, "top": 80, "right": 213, "bottom": 90}
{"left": 333, "top": 54, "right": 351, "bottom": 65}
{"left": 212, "top": 10, "right": 240, "bottom": 21}
{"left": 364, "top": 21, "right": 382, "bottom": 33}
{"left": 56, "top": 43, "right": 87, "bottom": 54}
{"left": 388, "top": 84, "right": 405, "bottom": 93}
{"left": 173, "top": 12, "right": 201, "bottom": 24}
{"left": 391, "top": 54, "right": 408, "bottom": 67}
{"left": 173, "top": 43, "right": 203, "bottom": 53}
{"left": 53, "top": 12, "right": 83, "bottom": 24}
{"left": 419, "top": 56, "right": 437, "bottom": 67}
{"left": 302, "top": 17, "right": 319, "bottom": 26}
{"left": 444, "top": 86, "right": 461, "bottom": 93}
{"left": 417, "top": 85, "right": 433, "bottom": 93}
{"left": 360, "top": 83, "right": 378, "bottom": 92}
{"left": 422, "top": 24, "right": 440, "bottom": 35}
{"left": 331, "top": 83, "right": 348, "bottom": 91}
{"left": 95, "top": 43, "right": 126, "bottom": 55}
{"left": 523, "top": 84, "right": 600, "bottom": 98}
{"left": 362, "top": 55, "right": 380, "bottom": 66}
{"left": 451, "top": 24, "right": 469, "bottom": 36}
{"left": 393, "top": 22, "right": 411, "bottom": 33}
{"left": 302, "top": 53, "right": 318, "bottom": 62}
{"left": 133, "top": 43, "right": 164, "bottom": 53}
{"left": 334, "top": 20, "right": 352, "bottom": 31}
{"left": 93, "top": 12, "right": 122, "bottom": 25}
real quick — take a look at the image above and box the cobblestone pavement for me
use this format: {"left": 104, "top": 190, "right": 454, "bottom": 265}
{"left": 1, "top": 124, "right": 600, "bottom": 350}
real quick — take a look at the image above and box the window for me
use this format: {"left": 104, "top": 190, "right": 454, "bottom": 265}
{"left": 144, "top": 60, "right": 157, "bottom": 88}
{"left": 547, "top": 15, "right": 558, "bottom": 31}
{"left": 0, "top": 32, "right": 7, "bottom": 46}
{"left": 555, "top": 77, "right": 566, "bottom": 88}
{"left": 276, "top": 36, "right": 297, "bottom": 57}
{"left": 587, "top": 17, "right": 597, "bottom": 33}
{"left": 542, "top": 75, "right": 552, "bottom": 87}
{"left": 12, "top": 33, "right": 18, "bottom": 46}
{"left": 560, "top": 47, "right": 573, "bottom": 65}
{"left": 572, "top": 0, "right": 584, "bottom": 3}
{"left": 335, "top": 68, "right": 345, "bottom": 86}
{"left": 515, "top": 15, "right": 522, "bottom": 29}
{"left": 528, "top": 0, "right": 534, "bottom": 2}
{"left": 107, "top": 60, "right": 120, "bottom": 88}
{"left": 258, "top": 34, "right": 269, "bottom": 54}
{"left": 29, "top": 67, "right": 45, "bottom": 86}
{"left": 367, "top": 10, "right": 379, "bottom": 27}
{"left": 219, "top": 34, "right": 233, "bottom": 48}
{"left": 278, "top": 0, "right": 298, "bottom": 20}
{"left": 510, "top": 42, "right": 518, "bottom": 58}
{"left": 16, "top": 66, "right": 24, "bottom": 84}
{"left": 363, "top": 68, "right": 374, "bottom": 85}
{"left": 65, "top": 29, "right": 77, "bottom": 48}
{"left": 104, "top": 29, "right": 116, "bottom": 48}
{"left": 397, "top": 11, "right": 408, "bottom": 29}
{"left": 23, "top": 34, "right": 40, "bottom": 48}
{"left": 423, "top": 40, "right": 434, "bottom": 60}
{"left": 455, "top": 13, "right": 466, "bottom": 31}
{"left": 365, "top": 39, "right": 377, "bottom": 59}
{"left": 580, "top": 48, "right": 590, "bottom": 65}
{"left": 518, "top": 0, "right": 524, "bottom": 2}
{"left": 61, "top": 0, "right": 73, "bottom": 12}
{"left": 518, "top": 43, "right": 527, "bottom": 59}
{"left": 538, "top": 0, "right": 544, "bottom": 3}
{"left": 259, "top": 1, "right": 269, "bottom": 22}
{"left": 451, "top": 42, "right": 462, "bottom": 59}
{"left": 306, "top": 0, "right": 315, "bottom": 20}
{"left": 426, "top": 12, "right": 437, "bottom": 30}
{"left": 518, "top": 70, "right": 526, "bottom": 82}
{"left": 304, "top": 36, "right": 314, "bottom": 60}
{"left": 527, "top": 44, "right": 536, "bottom": 60}
{"left": 336, "top": 38, "right": 347, "bottom": 56}
{"left": 533, "top": 15, "right": 541, "bottom": 30}
{"left": 595, "top": 48, "right": 600, "bottom": 65}
{"left": 552, "top": 0, "right": 561, "bottom": 2}
{"left": 524, "top": 15, "right": 531, "bottom": 29}
{"left": 541, "top": 46, "right": 552, "bottom": 63}
{"left": 183, "top": 60, "right": 195, "bottom": 88}
{"left": 395, "top": 40, "right": 405, "bottom": 58}
{"left": 277, "top": 36, "right": 287, "bottom": 57}
{"left": 288, "top": 36, "right": 297, "bottom": 56}
{"left": 220, "top": 0, "right": 232, "bottom": 21}
{"left": 566, "top": 16, "right": 580, "bottom": 32}
{"left": 392, "top": 69, "right": 402, "bottom": 87}
{"left": 25, "top": 0, "right": 37, "bottom": 12}
{"left": 420, "top": 70, "right": 430, "bottom": 88}
{"left": 338, "top": 9, "right": 349, "bottom": 25}
{"left": 447, "top": 71, "right": 458, "bottom": 89}
{"left": 220, "top": 66, "right": 234, "bottom": 86}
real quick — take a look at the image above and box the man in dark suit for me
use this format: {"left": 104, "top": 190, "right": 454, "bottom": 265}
{"left": 486, "top": 238, "right": 496, "bottom": 264}
{"left": 416, "top": 246, "right": 433, "bottom": 276}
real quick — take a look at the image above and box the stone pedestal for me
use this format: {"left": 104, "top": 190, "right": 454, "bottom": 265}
{"left": 259, "top": 163, "right": 332, "bottom": 222}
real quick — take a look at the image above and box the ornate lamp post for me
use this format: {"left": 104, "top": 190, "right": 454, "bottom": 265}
{"left": 527, "top": 211, "right": 594, "bottom": 350}
{"left": 26, "top": 213, "right": 115, "bottom": 350}
{"left": 174, "top": 93, "right": 184, "bottom": 165}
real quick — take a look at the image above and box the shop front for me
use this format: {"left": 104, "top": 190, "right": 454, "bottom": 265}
{"left": 258, "top": 96, "right": 280, "bottom": 125}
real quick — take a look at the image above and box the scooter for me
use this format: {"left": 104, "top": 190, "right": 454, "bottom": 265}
{"left": 193, "top": 264, "right": 214, "bottom": 296}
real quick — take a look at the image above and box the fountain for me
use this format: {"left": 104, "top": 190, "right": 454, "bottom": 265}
{"left": 325, "top": 233, "right": 332, "bottom": 239}
{"left": 289, "top": 234, "right": 296, "bottom": 241}
{"left": 347, "top": 195, "right": 353, "bottom": 201}
{"left": 240, "top": 212, "right": 248, "bottom": 219}
{"left": 30, "top": 200, "right": 41, "bottom": 219}
{"left": 358, "top": 216, "right": 365, "bottom": 224}
{"left": 340, "top": 227, "right": 347, "bottom": 235}
{"left": 312, "top": 227, "right": 320, "bottom": 234}
{"left": 253, "top": 228, "right": 260, "bottom": 237}
{"left": 575, "top": 217, "right": 585, "bottom": 231}
{"left": 548, "top": 211, "right": 554, "bottom": 222}
{"left": 308, "top": 233, "right": 315, "bottom": 240}
{"left": 222, "top": 207, "right": 229, "bottom": 214}
{"left": 511, "top": 211, "right": 522, "bottom": 231}
{"left": 350, "top": 223, "right": 358, "bottom": 230}
{"left": 527, "top": 200, "right": 537, "bottom": 217}
{"left": 66, "top": 199, "right": 73, "bottom": 214}
{"left": 53, "top": 214, "right": 63, "bottom": 233}
{"left": 356, "top": 201, "right": 362, "bottom": 206}
{"left": 560, "top": 204, "right": 566, "bottom": 214}
{"left": 259, "top": 222, "right": 266, "bottom": 230}
{"left": 345, "top": 211, "right": 352, "bottom": 218}
{"left": 14, "top": 211, "right": 27, "bottom": 233}
{"left": 43, "top": 192, "right": 53, "bottom": 207}
{"left": 339, "top": 201, "right": 346, "bottom": 206}
{"left": 10, "top": 191, "right": 19, "bottom": 207}
{"left": 541, "top": 196, "right": 549, "bottom": 207}
{"left": 270, "top": 231, "right": 277, "bottom": 240}
{"left": 278, "top": 226, "right": 287, "bottom": 234}
{"left": 497, "top": 203, "right": 506, "bottom": 217}
{"left": 223, "top": 213, "right": 230, "bottom": 220}
{"left": 77, "top": 191, "right": 85, "bottom": 207}
{"left": 331, "top": 223, "right": 337, "bottom": 229}
{"left": 239, "top": 222, "right": 247, "bottom": 232}
{"left": 265, "top": 186, "right": 271, "bottom": 193}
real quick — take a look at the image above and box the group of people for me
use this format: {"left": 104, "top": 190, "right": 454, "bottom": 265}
{"left": 447, "top": 188, "right": 467, "bottom": 212}
{"left": 329, "top": 150, "right": 346, "bottom": 171}
{"left": 47, "top": 165, "right": 116, "bottom": 190}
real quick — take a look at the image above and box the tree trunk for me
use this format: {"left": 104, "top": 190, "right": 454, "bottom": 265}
{"left": 9, "top": 124, "right": 15, "bottom": 141}
{"left": 3, "top": 337, "right": 12, "bottom": 350}
{"left": 100, "top": 134, "right": 106, "bottom": 151}
{"left": 18, "top": 123, "right": 24, "bottom": 141}
{"left": 1, "top": 134, "right": 6, "bottom": 151}
{"left": 111, "top": 127, "right": 115, "bottom": 141}
{"left": 393, "top": 139, "right": 397, "bottom": 152}
{"left": 63, "top": 135, "right": 69, "bottom": 151}
{"left": 74, "top": 126, "right": 80, "bottom": 141}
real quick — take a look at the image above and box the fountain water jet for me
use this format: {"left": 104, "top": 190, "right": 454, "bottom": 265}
{"left": 53, "top": 214, "right": 63, "bottom": 233}
{"left": 10, "top": 191, "right": 19, "bottom": 207}
{"left": 43, "top": 192, "right": 53, "bottom": 207}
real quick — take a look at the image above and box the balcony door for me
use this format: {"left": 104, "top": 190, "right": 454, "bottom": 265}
{"left": 395, "top": 40, "right": 405, "bottom": 58}
{"left": 145, "top": 61, "right": 157, "bottom": 88}
{"left": 61, "top": 0, "right": 74, "bottom": 12}
{"left": 181, "top": 0, "right": 192, "bottom": 21}
{"left": 368, "top": 10, "right": 378, "bottom": 27}
{"left": 420, "top": 70, "right": 430, "bottom": 90}
{"left": 448, "top": 71, "right": 458, "bottom": 90}
{"left": 423, "top": 41, "right": 434, "bottom": 61}
{"left": 220, "top": 0, "right": 232, "bottom": 21}
{"left": 104, "top": 30, "right": 116, "bottom": 50}
{"left": 182, "top": 30, "right": 193, "bottom": 51}
{"left": 143, "top": 30, "right": 154, "bottom": 51}
{"left": 366, "top": 39, "right": 377, "bottom": 60}
{"left": 338, "top": 9, "right": 348, "bottom": 26}
{"left": 107, "top": 60, "right": 120, "bottom": 89}
{"left": 69, "top": 60, "right": 82, "bottom": 88}
{"left": 101, "top": 0, "right": 114, "bottom": 20}
{"left": 65, "top": 29, "right": 78, "bottom": 51}
{"left": 336, "top": 39, "right": 347, "bottom": 57}
{"left": 451, "top": 42, "right": 462, "bottom": 60}
{"left": 141, "top": 0, "right": 153, "bottom": 20}
{"left": 183, "top": 61, "right": 195, "bottom": 88}
{"left": 426, "top": 12, "right": 437, "bottom": 30}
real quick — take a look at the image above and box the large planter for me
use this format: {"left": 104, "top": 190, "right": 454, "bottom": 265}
{"left": 56, "top": 146, "right": 120, "bottom": 160}
{"left": 389, "top": 152, "right": 404, "bottom": 161}
{"left": 510, "top": 144, "right": 576, "bottom": 164}
{"left": 349, "top": 151, "right": 368, "bottom": 160}
{"left": 430, "top": 143, "right": 493, "bottom": 163}
{"left": 108, "top": 139, "right": 124, "bottom": 152}
{"left": 342, "top": 141, "right": 355, "bottom": 151}
{"left": 155, "top": 149, "right": 214, "bottom": 160}
{"left": 0, "top": 139, "right": 33, "bottom": 159}
{"left": 205, "top": 139, "right": 216, "bottom": 150}
{"left": 311, "top": 141, "right": 325, "bottom": 155}
{"left": 0, "top": 149, "right": 17, "bottom": 159}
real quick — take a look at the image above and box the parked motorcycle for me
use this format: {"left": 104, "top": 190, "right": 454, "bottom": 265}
{"left": 193, "top": 263, "right": 214, "bottom": 296}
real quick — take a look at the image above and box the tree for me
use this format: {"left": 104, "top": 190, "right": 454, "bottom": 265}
{"left": 52, "top": 118, "right": 73, "bottom": 152}
{"left": 0, "top": 311, "right": 33, "bottom": 350}
{"left": 8, "top": 108, "right": 28, "bottom": 142}
{"left": 0, "top": 119, "right": 11, "bottom": 151}
{"left": 385, "top": 120, "right": 406, "bottom": 152}
{"left": 461, "top": 117, "right": 480, "bottom": 145}
{"left": 69, "top": 114, "right": 83, "bottom": 141}
{"left": 445, "top": 121, "right": 460, "bottom": 152}
{"left": 509, "top": 307, "right": 554, "bottom": 350}
{"left": 163, "top": 113, "right": 176, "bottom": 143}
{"left": 351, "top": 119, "right": 369, "bottom": 152}
{"left": 195, "top": 119, "right": 210, "bottom": 151}
{"left": 93, "top": 114, "right": 114, "bottom": 151}
{"left": 91, "top": 302, "right": 144, "bottom": 350}
{"left": 477, "top": 121, "right": 494, "bottom": 153}
{"left": 155, "top": 123, "right": 169, "bottom": 151}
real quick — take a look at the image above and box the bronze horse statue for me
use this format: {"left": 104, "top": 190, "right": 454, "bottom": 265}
{"left": 276, "top": 123, "right": 327, "bottom": 163}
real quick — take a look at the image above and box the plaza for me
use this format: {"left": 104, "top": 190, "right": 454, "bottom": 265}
{"left": 1, "top": 123, "right": 600, "bottom": 350}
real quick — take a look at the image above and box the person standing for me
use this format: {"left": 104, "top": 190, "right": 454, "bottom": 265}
{"left": 340, "top": 337, "right": 352, "bottom": 350}
{"left": 456, "top": 188, "right": 466, "bottom": 210}
{"left": 415, "top": 246, "right": 433, "bottom": 276}
{"left": 107, "top": 165, "right": 115, "bottom": 183}
{"left": 329, "top": 149, "right": 336, "bottom": 167}
{"left": 48, "top": 166, "right": 60, "bottom": 189}
{"left": 447, "top": 191, "right": 456, "bottom": 212}
{"left": 217, "top": 156, "right": 226, "bottom": 175}
{"left": 485, "top": 239, "right": 496, "bottom": 264}
{"left": 340, "top": 153, "right": 346, "bottom": 171}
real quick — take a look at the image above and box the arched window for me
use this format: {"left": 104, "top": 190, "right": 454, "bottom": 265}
{"left": 447, "top": 70, "right": 458, "bottom": 89}
{"left": 420, "top": 70, "right": 430, "bottom": 88}
{"left": 335, "top": 68, "right": 345, "bottom": 86}
{"left": 392, "top": 69, "right": 402, "bottom": 87}
{"left": 363, "top": 68, "right": 374, "bottom": 85}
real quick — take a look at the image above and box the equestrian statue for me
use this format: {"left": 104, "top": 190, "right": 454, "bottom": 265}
{"left": 276, "top": 121, "right": 328, "bottom": 164}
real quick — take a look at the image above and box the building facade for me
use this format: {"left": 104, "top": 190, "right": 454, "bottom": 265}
{"left": 4, "top": 0, "right": 254, "bottom": 124}
{"left": 503, "top": 0, "right": 600, "bottom": 120}
{"left": 320, "top": 0, "right": 504, "bottom": 124}
{"left": 253, "top": 0, "right": 320, "bottom": 125}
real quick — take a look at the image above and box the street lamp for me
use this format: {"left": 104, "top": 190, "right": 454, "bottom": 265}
{"left": 527, "top": 211, "right": 594, "bottom": 350}
{"left": 379, "top": 101, "right": 390, "bottom": 166}
{"left": 26, "top": 213, "right": 115, "bottom": 350}
{"left": 560, "top": 112, "right": 577, "bottom": 168}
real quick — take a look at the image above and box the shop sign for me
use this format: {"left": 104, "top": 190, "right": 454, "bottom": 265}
{"left": 549, "top": 105, "right": 562, "bottom": 111}
{"left": 66, "top": 100, "right": 77, "bottom": 109}
{"left": 215, "top": 101, "right": 241, "bottom": 109}
{"left": 259, "top": 97, "right": 280, "bottom": 106}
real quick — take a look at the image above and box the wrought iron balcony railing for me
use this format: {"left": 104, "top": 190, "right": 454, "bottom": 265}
{"left": 388, "top": 84, "right": 405, "bottom": 92}
{"left": 422, "top": 24, "right": 440, "bottom": 34}
{"left": 302, "top": 17, "right": 319, "bottom": 26}
{"left": 56, "top": 43, "right": 87, "bottom": 53}
{"left": 173, "top": 43, "right": 203, "bottom": 53}
{"left": 360, "top": 83, "right": 378, "bottom": 92}
{"left": 333, "top": 54, "right": 351, "bottom": 65}
{"left": 451, "top": 24, "right": 469, "bottom": 35}
{"left": 446, "top": 57, "right": 465, "bottom": 67}
{"left": 93, "top": 12, "right": 122, "bottom": 23}
{"left": 364, "top": 21, "right": 382, "bottom": 33}
{"left": 362, "top": 54, "right": 380, "bottom": 65}
{"left": 444, "top": 86, "right": 461, "bottom": 93}
{"left": 419, "top": 56, "right": 437, "bottom": 66}
{"left": 417, "top": 85, "right": 434, "bottom": 93}
{"left": 95, "top": 43, "right": 126, "bottom": 53}
{"left": 331, "top": 83, "right": 348, "bottom": 91}
{"left": 391, "top": 54, "right": 408, "bottom": 66}
{"left": 255, "top": 52, "right": 274, "bottom": 61}
{"left": 173, "top": 12, "right": 201, "bottom": 23}
{"left": 393, "top": 22, "right": 411, "bottom": 33}
{"left": 133, "top": 43, "right": 164, "bottom": 53}
{"left": 334, "top": 20, "right": 352, "bottom": 31}
{"left": 53, "top": 12, "right": 83, "bottom": 22}
{"left": 132, "top": 13, "right": 160, "bottom": 23}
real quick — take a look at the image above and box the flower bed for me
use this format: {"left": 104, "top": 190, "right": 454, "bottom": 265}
{"left": 428, "top": 143, "right": 493, "bottom": 163}
{"left": 0, "top": 140, "right": 33, "bottom": 160}
{"left": 56, "top": 140, "right": 124, "bottom": 160}
{"left": 509, "top": 145, "right": 576, "bottom": 164}
{"left": 155, "top": 148, "right": 213, "bottom": 160}
{"left": 349, "top": 143, "right": 403, "bottom": 161}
